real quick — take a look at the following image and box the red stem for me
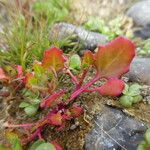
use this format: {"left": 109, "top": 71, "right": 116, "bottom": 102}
{"left": 22, "top": 127, "right": 42, "bottom": 145}
{"left": 40, "top": 89, "right": 65, "bottom": 108}
{"left": 37, "top": 132, "right": 43, "bottom": 140}
{"left": 0, "top": 91, "right": 10, "bottom": 97}
{"left": 68, "top": 74, "right": 100, "bottom": 103}
{"left": 3, "top": 123, "right": 34, "bottom": 128}
{"left": 66, "top": 69, "right": 79, "bottom": 85}
{"left": 84, "top": 89, "right": 97, "bottom": 93}
{"left": 76, "top": 70, "right": 88, "bottom": 90}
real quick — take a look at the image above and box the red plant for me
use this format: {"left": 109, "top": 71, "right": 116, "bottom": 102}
{"left": 1, "top": 36, "right": 135, "bottom": 149}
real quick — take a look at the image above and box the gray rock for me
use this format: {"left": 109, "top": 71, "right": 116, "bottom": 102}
{"left": 134, "top": 25, "right": 150, "bottom": 39}
{"left": 127, "top": 1, "right": 150, "bottom": 27}
{"left": 49, "top": 23, "right": 108, "bottom": 51}
{"left": 141, "top": 85, "right": 150, "bottom": 104}
{"left": 128, "top": 57, "right": 150, "bottom": 85}
{"left": 84, "top": 107, "right": 147, "bottom": 150}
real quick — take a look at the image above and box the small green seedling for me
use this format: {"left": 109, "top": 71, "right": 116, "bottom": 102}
{"left": 69, "top": 54, "right": 81, "bottom": 71}
{"left": 19, "top": 90, "right": 40, "bottom": 117}
{"left": 84, "top": 17, "right": 123, "bottom": 40}
{"left": 30, "top": 140, "right": 62, "bottom": 150}
{"left": 139, "top": 39, "right": 150, "bottom": 56}
{"left": 119, "top": 83, "right": 142, "bottom": 108}
{"left": 137, "top": 128, "right": 150, "bottom": 150}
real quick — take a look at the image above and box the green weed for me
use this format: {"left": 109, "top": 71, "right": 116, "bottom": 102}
{"left": 0, "top": 0, "right": 71, "bottom": 70}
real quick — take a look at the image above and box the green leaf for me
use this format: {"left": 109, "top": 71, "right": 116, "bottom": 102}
{"left": 127, "top": 84, "right": 142, "bottom": 96}
{"left": 6, "top": 132, "right": 23, "bottom": 150}
{"left": 119, "top": 95, "right": 133, "bottom": 108}
{"left": 137, "top": 141, "right": 150, "bottom": 150}
{"left": 35, "top": 143, "right": 56, "bottom": 150}
{"left": 84, "top": 17, "right": 105, "bottom": 32}
{"left": 32, "top": 98, "right": 41, "bottom": 105}
{"left": 137, "top": 144, "right": 146, "bottom": 150}
{"left": 33, "top": 63, "right": 45, "bottom": 78}
{"left": 132, "top": 95, "right": 142, "bottom": 104}
{"left": 28, "top": 77, "right": 39, "bottom": 87}
{"left": 144, "top": 128, "right": 150, "bottom": 144}
{"left": 25, "top": 73, "right": 39, "bottom": 88}
{"left": 19, "top": 102, "right": 30, "bottom": 108}
{"left": 29, "top": 140, "right": 45, "bottom": 150}
{"left": 24, "top": 105, "right": 38, "bottom": 116}
{"left": 69, "top": 54, "right": 81, "bottom": 70}
{"left": 22, "top": 89, "right": 38, "bottom": 99}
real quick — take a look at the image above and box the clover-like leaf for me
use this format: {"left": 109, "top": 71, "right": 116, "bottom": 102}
{"left": 98, "top": 78, "right": 125, "bottom": 96}
{"left": 119, "top": 95, "right": 133, "bottom": 108}
{"left": 127, "top": 83, "right": 142, "bottom": 96}
{"left": 82, "top": 50, "right": 94, "bottom": 69}
{"left": 132, "top": 95, "right": 142, "bottom": 104}
{"left": 42, "top": 47, "right": 66, "bottom": 71}
{"left": 94, "top": 36, "right": 135, "bottom": 78}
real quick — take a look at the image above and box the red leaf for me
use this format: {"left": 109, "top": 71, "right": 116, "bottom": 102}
{"left": 70, "top": 105, "right": 83, "bottom": 118}
{"left": 62, "top": 110, "right": 72, "bottom": 120}
{"left": 98, "top": 78, "right": 125, "bottom": 96}
{"left": 82, "top": 50, "right": 94, "bottom": 68}
{"left": 42, "top": 47, "right": 66, "bottom": 71}
{"left": 16, "top": 65, "right": 23, "bottom": 78}
{"left": 48, "top": 112, "right": 62, "bottom": 126}
{"left": 40, "top": 90, "right": 65, "bottom": 108}
{"left": 94, "top": 36, "right": 135, "bottom": 78}
{"left": 51, "top": 141, "right": 63, "bottom": 150}
{"left": 0, "top": 68, "right": 9, "bottom": 81}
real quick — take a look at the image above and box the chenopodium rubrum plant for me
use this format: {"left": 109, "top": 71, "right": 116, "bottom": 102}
{"left": 0, "top": 36, "right": 135, "bottom": 148}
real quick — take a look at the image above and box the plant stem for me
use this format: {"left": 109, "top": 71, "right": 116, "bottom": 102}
{"left": 76, "top": 69, "right": 88, "bottom": 90}
{"left": 66, "top": 69, "right": 79, "bottom": 85}
{"left": 40, "top": 89, "right": 65, "bottom": 108}
{"left": 68, "top": 74, "right": 100, "bottom": 102}
{"left": 3, "top": 123, "right": 34, "bottom": 128}
{"left": 22, "top": 127, "right": 42, "bottom": 145}
{"left": 84, "top": 89, "right": 98, "bottom": 93}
